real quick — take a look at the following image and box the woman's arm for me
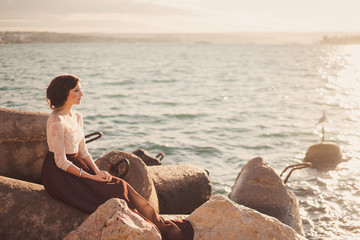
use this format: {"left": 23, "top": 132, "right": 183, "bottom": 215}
{"left": 78, "top": 137, "right": 112, "bottom": 180}
{"left": 66, "top": 164, "right": 110, "bottom": 182}
{"left": 77, "top": 112, "right": 112, "bottom": 181}
{"left": 48, "top": 119, "right": 75, "bottom": 171}
{"left": 83, "top": 154, "right": 100, "bottom": 174}
{"left": 78, "top": 137, "right": 100, "bottom": 173}
{"left": 82, "top": 154, "right": 113, "bottom": 182}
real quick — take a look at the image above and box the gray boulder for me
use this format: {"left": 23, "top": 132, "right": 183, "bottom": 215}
{"left": 0, "top": 108, "right": 49, "bottom": 183}
{"left": 229, "top": 157, "right": 304, "bottom": 235}
{"left": 148, "top": 164, "right": 211, "bottom": 214}
{"left": 95, "top": 150, "right": 159, "bottom": 212}
{"left": 0, "top": 175, "right": 87, "bottom": 240}
{"left": 188, "top": 195, "right": 306, "bottom": 240}
{"left": 133, "top": 148, "right": 163, "bottom": 166}
{"left": 65, "top": 198, "right": 161, "bottom": 240}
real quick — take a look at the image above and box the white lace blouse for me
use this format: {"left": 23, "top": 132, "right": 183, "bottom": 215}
{"left": 46, "top": 110, "right": 91, "bottom": 171}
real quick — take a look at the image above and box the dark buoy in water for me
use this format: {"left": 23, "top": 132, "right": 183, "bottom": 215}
{"left": 304, "top": 142, "right": 342, "bottom": 170}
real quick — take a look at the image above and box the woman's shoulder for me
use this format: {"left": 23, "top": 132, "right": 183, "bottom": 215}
{"left": 47, "top": 110, "right": 83, "bottom": 124}
{"left": 48, "top": 110, "right": 70, "bottom": 123}
{"left": 48, "top": 113, "right": 63, "bottom": 124}
{"left": 72, "top": 110, "right": 83, "bottom": 119}
{"left": 71, "top": 110, "right": 85, "bottom": 125}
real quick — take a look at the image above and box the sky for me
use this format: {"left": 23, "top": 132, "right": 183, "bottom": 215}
{"left": 1, "top": 0, "right": 360, "bottom": 33}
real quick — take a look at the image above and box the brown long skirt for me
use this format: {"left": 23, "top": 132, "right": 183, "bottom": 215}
{"left": 41, "top": 152, "right": 194, "bottom": 240}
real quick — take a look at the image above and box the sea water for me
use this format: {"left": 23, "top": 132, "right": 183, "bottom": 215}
{"left": 1, "top": 42, "right": 360, "bottom": 239}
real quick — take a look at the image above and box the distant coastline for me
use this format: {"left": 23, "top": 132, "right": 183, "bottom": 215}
{"left": 1, "top": 31, "right": 360, "bottom": 45}
{"left": 319, "top": 35, "right": 360, "bottom": 44}
{"left": 0, "top": 31, "right": 157, "bottom": 44}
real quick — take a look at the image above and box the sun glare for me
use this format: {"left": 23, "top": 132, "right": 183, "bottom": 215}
{"left": 323, "top": 45, "right": 360, "bottom": 109}
{"left": 318, "top": 45, "right": 360, "bottom": 169}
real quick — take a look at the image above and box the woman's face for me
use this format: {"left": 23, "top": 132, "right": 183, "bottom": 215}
{"left": 66, "top": 82, "right": 83, "bottom": 106}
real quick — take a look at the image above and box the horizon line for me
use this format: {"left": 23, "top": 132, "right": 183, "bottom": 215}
{"left": 1, "top": 30, "right": 360, "bottom": 35}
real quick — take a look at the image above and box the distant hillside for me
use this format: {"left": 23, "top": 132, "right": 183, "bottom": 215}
{"left": 0, "top": 31, "right": 124, "bottom": 44}
{"left": 2, "top": 31, "right": 360, "bottom": 45}
{"left": 0, "top": 31, "right": 324, "bottom": 45}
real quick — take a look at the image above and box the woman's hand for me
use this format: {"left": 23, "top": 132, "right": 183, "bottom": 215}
{"left": 94, "top": 170, "right": 113, "bottom": 182}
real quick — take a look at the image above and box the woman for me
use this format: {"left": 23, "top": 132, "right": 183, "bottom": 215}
{"left": 41, "top": 75, "right": 194, "bottom": 240}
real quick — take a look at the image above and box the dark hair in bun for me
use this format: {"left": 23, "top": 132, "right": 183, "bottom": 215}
{"left": 46, "top": 75, "right": 80, "bottom": 109}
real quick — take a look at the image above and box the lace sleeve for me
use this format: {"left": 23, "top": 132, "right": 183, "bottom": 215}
{"left": 47, "top": 120, "right": 73, "bottom": 171}
{"left": 77, "top": 112, "right": 91, "bottom": 159}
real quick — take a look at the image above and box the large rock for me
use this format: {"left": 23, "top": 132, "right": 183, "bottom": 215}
{"left": 148, "top": 164, "right": 211, "bottom": 214}
{"left": 95, "top": 150, "right": 159, "bottom": 212}
{"left": 188, "top": 195, "right": 306, "bottom": 240}
{"left": 0, "top": 108, "right": 49, "bottom": 183}
{"left": 304, "top": 142, "right": 342, "bottom": 170}
{"left": 228, "top": 157, "right": 304, "bottom": 235}
{"left": 0, "top": 175, "right": 87, "bottom": 240}
{"left": 65, "top": 198, "right": 161, "bottom": 240}
{"left": 133, "top": 148, "right": 163, "bottom": 166}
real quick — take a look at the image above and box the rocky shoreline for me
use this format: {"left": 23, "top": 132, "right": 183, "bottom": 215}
{"left": 0, "top": 107, "right": 310, "bottom": 239}
{"left": 0, "top": 175, "right": 305, "bottom": 240}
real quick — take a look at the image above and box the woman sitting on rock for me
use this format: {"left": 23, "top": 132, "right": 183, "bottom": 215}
{"left": 41, "top": 74, "right": 194, "bottom": 240}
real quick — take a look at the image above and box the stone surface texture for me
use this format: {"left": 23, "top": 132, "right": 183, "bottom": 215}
{"left": 304, "top": 142, "right": 342, "bottom": 170}
{"left": 229, "top": 157, "right": 304, "bottom": 235}
{"left": 188, "top": 195, "right": 306, "bottom": 240}
{"left": 148, "top": 164, "right": 211, "bottom": 214}
{"left": 0, "top": 175, "right": 87, "bottom": 240}
{"left": 95, "top": 150, "right": 159, "bottom": 212}
{"left": 65, "top": 198, "right": 161, "bottom": 240}
{"left": 133, "top": 148, "right": 162, "bottom": 166}
{"left": 0, "top": 108, "right": 49, "bottom": 183}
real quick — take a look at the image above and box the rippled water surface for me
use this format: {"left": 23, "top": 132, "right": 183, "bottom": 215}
{"left": 1, "top": 43, "right": 360, "bottom": 239}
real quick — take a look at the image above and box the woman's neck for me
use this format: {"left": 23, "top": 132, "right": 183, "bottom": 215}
{"left": 56, "top": 103, "right": 73, "bottom": 115}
